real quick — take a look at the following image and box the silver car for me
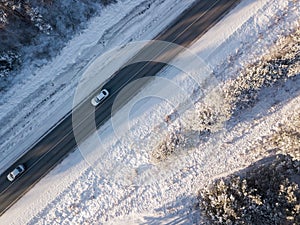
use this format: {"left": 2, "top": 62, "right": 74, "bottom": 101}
{"left": 91, "top": 89, "right": 109, "bottom": 106}
{"left": 7, "top": 164, "right": 25, "bottom": 182}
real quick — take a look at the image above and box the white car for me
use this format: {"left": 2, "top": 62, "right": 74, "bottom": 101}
{"left": 7, "top": 164, "right": 25, "bottom": 182}
{"left": 91, "top": 89, "right": 109, "bottom": 106}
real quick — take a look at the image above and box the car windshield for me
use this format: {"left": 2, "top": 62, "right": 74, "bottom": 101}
{"left": 97, "top": 94, "right": 104, "bottom": 101}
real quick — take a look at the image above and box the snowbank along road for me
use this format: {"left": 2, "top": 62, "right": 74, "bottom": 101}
{"left": 0, "top": 0, "right": 240, "bottom": 216}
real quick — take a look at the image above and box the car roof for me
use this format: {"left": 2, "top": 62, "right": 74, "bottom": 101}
{"left": 97, "top": 91, "right": 106, "bottom": 99}
{"left": 11, "top": 168, "right": 20, "bottom": 176}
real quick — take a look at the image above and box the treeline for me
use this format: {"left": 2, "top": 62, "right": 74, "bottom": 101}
{"left": 0, "top": 0, "right": 116, "bottom": 92}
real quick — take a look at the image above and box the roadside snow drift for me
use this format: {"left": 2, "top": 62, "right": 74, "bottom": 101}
{"left": 0, "top": 0, "right": 299, "bottom": 224}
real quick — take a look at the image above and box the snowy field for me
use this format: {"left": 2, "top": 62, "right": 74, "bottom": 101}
{"left": 1, "top": 0, "right": 300, "bottom": 224}
{"left": 0, "top": 0, "right": 196, "bottom": 174}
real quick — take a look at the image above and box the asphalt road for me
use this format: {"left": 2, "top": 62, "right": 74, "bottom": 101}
{"left": 0, "top": 0, "right": 240, "bottom": 216}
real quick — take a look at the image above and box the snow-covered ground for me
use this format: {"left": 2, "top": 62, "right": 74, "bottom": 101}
{"left": 0, "top": 0, "right": 196, "bottom": 174}
{"left": 1, "top": 0, "right": 299, "bottom": 224}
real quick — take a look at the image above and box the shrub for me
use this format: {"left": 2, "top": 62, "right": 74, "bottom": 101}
{"left": 198, "top": 154, "right": 300, "bottom": 225}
